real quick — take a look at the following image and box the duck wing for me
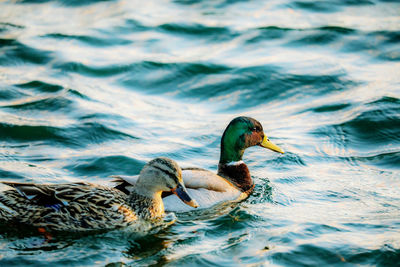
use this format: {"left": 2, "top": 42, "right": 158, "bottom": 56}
{"left": 2, "top": 181, "right": 90, "bottom": 209}
{"left": 180, "top": 168, "right": 235, "bottom": 192}
{"left": 163, "top": 168, "right": 243, "bottom": 212}
{"left": 110, "top": 175, "right": 138, "bottom": 194}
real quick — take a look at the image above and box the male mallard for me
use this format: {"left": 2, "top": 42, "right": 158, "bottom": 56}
{"left": 114, "top": 117, "right": 284, "bottom": 212}
{"left": 0, "top": 157, "right": 198, "bottom": 232}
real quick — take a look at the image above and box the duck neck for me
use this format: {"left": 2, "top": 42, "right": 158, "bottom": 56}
{"left": 218, "top": 132, "right": 253, "bottom": 192}
{"left": 220, "top": 147, "right": 244, "bottom": 164}
{"left": 128, "top": 189, "right": 164, "bottom": 219}
{"left": 219, "top": 131, "right": 245, "bottom": 165}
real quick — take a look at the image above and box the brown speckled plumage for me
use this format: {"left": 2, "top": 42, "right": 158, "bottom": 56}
{"left": 0, "top": 182, "right": 160, "bottom": 231}
{"left": 0, "top": 157, "right": 194, "bottom": 232}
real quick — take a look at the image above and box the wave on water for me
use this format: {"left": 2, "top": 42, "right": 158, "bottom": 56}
{"left": 0, "top": 0, "right": 399, "bottom": 266}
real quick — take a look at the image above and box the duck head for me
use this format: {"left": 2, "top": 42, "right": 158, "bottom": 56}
{"left": 220, "top": 117, "right": 284, "bottom": 164}
{"left": 136, "top": 157, "right": 199, "bottom": 208}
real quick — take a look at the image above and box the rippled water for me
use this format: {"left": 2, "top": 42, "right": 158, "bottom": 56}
{"left": 1, "top": 0, "right": 400, "bottom": 266}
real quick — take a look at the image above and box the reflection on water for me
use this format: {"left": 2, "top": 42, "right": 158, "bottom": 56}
{"left": 0, "top": 0, "right": 400, "bottom": 266}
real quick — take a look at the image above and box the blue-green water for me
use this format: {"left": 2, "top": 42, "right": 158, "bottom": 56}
{"left": 1, "top": 0, "right": 400, "bottom": 266}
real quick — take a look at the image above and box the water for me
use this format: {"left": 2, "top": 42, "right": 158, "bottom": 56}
{"left": 0, "top": 0, "right": 399, "bottom": 266}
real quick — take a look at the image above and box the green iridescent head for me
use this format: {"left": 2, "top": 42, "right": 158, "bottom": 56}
{"left": 219, "top": 117, "right": 284, "bottom": 164}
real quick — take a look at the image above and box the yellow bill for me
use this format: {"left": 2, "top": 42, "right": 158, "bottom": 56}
{"left": 260, "top": 135, "right": 284, "bottom": 154}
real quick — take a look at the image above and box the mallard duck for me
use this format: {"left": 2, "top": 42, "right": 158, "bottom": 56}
{"left": 0, "top": 157, "right": 198, "bottom": 232}
{"left": 113, "top": 116, "right": 284, "bottom": 212}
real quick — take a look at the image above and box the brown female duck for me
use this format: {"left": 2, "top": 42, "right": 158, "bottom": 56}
{"left": 0, "top": 157, "right": 198, "bottom": 232}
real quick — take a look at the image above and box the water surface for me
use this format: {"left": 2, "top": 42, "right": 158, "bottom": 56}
{"left": 0, "top": 0, "right": 399, "bottom": 266}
